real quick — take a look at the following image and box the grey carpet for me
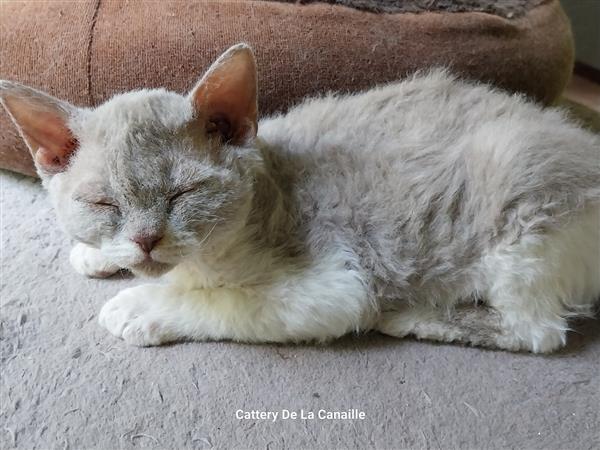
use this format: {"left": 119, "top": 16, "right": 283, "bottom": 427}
{"left": 1, "top": 100, "right": 599, "bottom": 449}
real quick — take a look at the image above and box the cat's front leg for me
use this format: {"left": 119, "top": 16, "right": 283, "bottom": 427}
{"left": 98, "top": 259, "right": 371, "bottom": 346}
{"left": 70, "top": 242, "right": 121, "bottom": 278}
{"left": 98, "top": 284, "right": 173, "bottom": 346}
{"left": 98, "top": 284, "right": 290, "bottom": 346}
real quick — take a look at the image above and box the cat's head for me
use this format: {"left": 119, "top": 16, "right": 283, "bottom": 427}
{"left": 0, "top": 44, "right": 260, "bottom": 276}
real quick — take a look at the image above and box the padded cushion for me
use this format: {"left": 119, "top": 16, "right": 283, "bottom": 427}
{"left": 271, "top": 0, "right": 545, "bottom": 17}
{"left": 0, "top": 0, "right": 574, "bottom": 177}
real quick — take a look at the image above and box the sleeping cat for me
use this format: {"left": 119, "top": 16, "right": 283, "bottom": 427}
{"left": 1, "top": 44, "right": 599, "bottom": 353}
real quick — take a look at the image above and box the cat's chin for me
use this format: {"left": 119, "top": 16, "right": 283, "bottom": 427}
{"left": 129, "top": 260, "right": 174, "bottom": 277}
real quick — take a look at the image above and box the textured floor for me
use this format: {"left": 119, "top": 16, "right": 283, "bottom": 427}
{"left": 1, "top": 105, "right": 599, "bottom": 449}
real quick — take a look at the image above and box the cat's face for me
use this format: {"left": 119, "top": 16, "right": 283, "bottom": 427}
{"left": 0, "top": 44, "right": 259, "bottom": 276}
{"left": 50, "top": 90, "right": 256, "bottom": 276}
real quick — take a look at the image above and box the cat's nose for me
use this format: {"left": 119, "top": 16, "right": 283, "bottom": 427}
{"left": 132, "top": 234, "right": 162, "bottom": 254}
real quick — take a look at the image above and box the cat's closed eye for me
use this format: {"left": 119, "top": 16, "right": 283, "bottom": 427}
{"left": 73, "top": 192, "right": 120, "bottom": 212}
{"left": 91, "top": 200, "right": 119, "bottom": 210}
{"left": 169, "top": 188, "right": 195, "bottom": 204}
{"left": 169, "top": 182, "right": 207, "bottom": 204}
{"left": 85, "top": 199, "right": 120, "bottom": 214}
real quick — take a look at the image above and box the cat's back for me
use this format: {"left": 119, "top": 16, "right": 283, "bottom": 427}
{"left": 257, "top": 70, "right": 600, "bottom": 300}
{"left": 260, "top": 69, "right": 597, "bottom": 163}
{"left": 259, "top": 69, "right": 524, "bottom": 155}
{"left": 259, "top": 68, "right": 599, "bottom": 218}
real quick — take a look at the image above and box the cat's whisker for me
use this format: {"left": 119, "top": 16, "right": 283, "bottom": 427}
{"left": 196, "top": 221, "right": 219, "bottom": 248}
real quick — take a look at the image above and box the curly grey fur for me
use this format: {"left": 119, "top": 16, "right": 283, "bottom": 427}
{"left": 256, "top": 70, "right": 600, "bottom": 306}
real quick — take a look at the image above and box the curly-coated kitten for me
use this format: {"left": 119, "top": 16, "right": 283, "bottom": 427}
{"left": 1, "top": 44, "right": 598, "bottom": 353}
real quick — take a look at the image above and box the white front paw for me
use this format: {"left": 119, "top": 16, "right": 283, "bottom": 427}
{"left": 98, "top": 287, "right": 167, "bottom": 346}
{"left": 70, "top": 243, "right": 121, "bottom": 278}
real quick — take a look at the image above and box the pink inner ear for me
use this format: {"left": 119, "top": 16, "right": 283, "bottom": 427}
{"left": 25, "top": 119, "right": 79, "bottom": 173}
{"left": 4, "top": 97, "right": 79, "bottom": 172}
{"left": 35, "top": 142, "right": 78, "bottom": 173}
{"left": 191, "top": 46, "right": 258, "bottom": 145}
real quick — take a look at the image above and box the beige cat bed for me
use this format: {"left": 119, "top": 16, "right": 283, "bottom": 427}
{"left": 0, "top": 0, "right": 573, "bottom": 177}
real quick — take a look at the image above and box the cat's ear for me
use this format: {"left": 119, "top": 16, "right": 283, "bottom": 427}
{"left": 0, "top": 81, "right": 80, "bottom": 175}
{"left": 189, "top": 43, "right": 258, "bottom": 146}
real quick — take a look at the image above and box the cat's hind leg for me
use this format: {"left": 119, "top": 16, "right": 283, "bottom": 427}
{"left": 480, "top": 205, "right": 600, "bottom": 353}
{"left": 376, "top": 304, "right": 508, "bottom": 350}
{"left": 70, "top": 242, "right": 121, "bottom": 278}
{"left": 378, "top": 206, "right": 600, "bottom": 354}
{"left": 377, "top": 301, "right": 572, "bottom": 353}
